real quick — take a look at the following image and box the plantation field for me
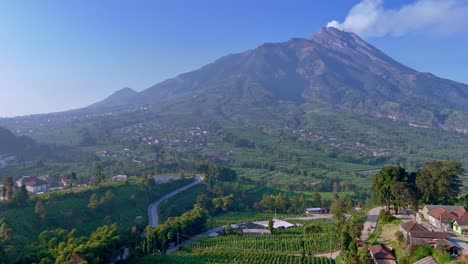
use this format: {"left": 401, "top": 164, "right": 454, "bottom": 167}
{"left": 185, "top": 232, "right": 339, "bottom": 255}
{"left": 138, "top": 249, "right": 334, "bottom": 264}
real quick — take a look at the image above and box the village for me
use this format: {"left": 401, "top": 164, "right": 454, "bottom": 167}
{"left": 289, "top": 128, "right": 390, "bottom": 157}
{"left": 367, "top": 205, "right": 468, "bottom": 264}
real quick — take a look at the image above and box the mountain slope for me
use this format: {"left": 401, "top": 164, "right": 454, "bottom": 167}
{"left": 0, "top": 126, "right": 36, "bottom": 154}
{"left": 88, "top": 87, "right": 141, "bottom": 109}
{"left": 126, "top": 27, "right": 466, "bottom": 132}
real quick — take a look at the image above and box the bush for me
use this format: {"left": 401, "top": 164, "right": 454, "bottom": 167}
{"left": 408, "top": 245, "right": 433, "bottom": 263}
{"left": 378, "top": 209, "right": 397, "bottom": 224}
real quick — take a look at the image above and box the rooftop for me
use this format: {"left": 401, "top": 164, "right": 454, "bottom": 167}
{"left": 369, "top": 244, "right": 395, "bottom": 261}
{"left": 400, "top": 221, "right": 426, "bottom": 233}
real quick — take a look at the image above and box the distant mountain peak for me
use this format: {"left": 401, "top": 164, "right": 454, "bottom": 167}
{"left": 113, "top": 87, "right": 138, "bottom": 96}
{"left": 310, "top": 27, "right": 371, "bottom": 50}
{"left": 87, "top": 87, "right": 141, "bottom": 109}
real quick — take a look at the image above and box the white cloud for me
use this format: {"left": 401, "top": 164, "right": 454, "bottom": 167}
{"left": 327, "top": 0, "right": 468, "bottom": 37}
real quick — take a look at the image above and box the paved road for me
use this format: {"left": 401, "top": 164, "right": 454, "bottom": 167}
{"left": 361, "top": 207, "right": 382, "bottom": 241}
{"left": 148, "top": 175, "right": 202, "bottom": 227}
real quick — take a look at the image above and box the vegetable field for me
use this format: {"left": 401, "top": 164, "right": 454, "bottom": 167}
{"left": 139, "top": 249, "right": 334, "bottom": 264}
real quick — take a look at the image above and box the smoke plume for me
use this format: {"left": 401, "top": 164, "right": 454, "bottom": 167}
{"left": 327, "top": 0, "right": 468, "bottom": 37}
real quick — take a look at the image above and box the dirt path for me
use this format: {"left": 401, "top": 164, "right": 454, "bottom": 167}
{"left": 147, "top": 175, "right": 202, "bottom": 227}
{"left": 360, "top": 207, "right": 382, "bottom": 241}
{"left": 314, "top": 250, "right": 341, "bottom": 259}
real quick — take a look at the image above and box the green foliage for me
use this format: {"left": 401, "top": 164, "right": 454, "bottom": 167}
{"left": 12, "top": 185, "right": 28, "bottom": 207}
{"left": 378, "top": 210, "right": 397, "bottom": 225}
{"left": 408, "top": 245, "right": 435, "bottom": 263}
{"left": 0, "top": 178, "right": 193, "bottom": 262}
{"left": 330, "top": 199, "right": 346, "bottom": 220}
{"left": 143, "top": 206, "right": 209, "bottom": 254}
{"left": 35, "top": 199, "right": 46, "bottom": 220}
{"left": 304, "top": 223, "right": 323, "bottom": 234}
{"left": 185, "top": 225, "right": 339, "bottom": 255}
{"left": 137, "top": 249, "right": 335, "bottom": 264}
{"left": 395, "top": 230, "right": 404, "bottom": 245}
{"left": 38, "top": 224, "right": 123, "bottom": 263}
{"left": 371, "top": 165, "right": 411, "bottom": 212}
{"left": 416, "top": 160, "right": 464, "bottom": 204}
{"left": 88, "top": 193, "right": 99, "bottom": 209}
{"left": 258, "top": 192, "right": 307, "bottom": 214}
{"left": 267, "top": 219, "right": 274, "bottom": 233}
{"left": 371, "top": 161, "right": 464, "bottom": 210}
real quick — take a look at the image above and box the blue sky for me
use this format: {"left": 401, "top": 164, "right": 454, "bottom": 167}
{"left": 0, "top": 0, "right": 467, "bottom": 117}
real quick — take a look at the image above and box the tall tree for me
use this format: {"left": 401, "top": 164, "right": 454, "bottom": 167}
{"left": 416, "top": 160, "right": 464, "bottom": 204}
{"left": 94, "top": 165, "right": 104, "bottom": 186}
{"left": 2, "top": 176, "right": 14, "bottom": 200}
{"left": 12, "top": 185, "right": 28, "bottom": 207}
{"left": 371, "top": 166, "right": 409, "bottom": 213}
{"left": 67, "top": 171, "right": 77, "bottom": 190}
{"left": 88, "top": 193, "right": 99, "bottom": 209}
{"left": 35, "top": 199, "right": 46, "bottom": 219}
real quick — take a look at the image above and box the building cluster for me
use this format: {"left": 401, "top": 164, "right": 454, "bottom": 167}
{"left": 289, "top": 129, "right": 389, "bottom": 157}
{"left": 114, "top": 123, "right": 210, "bottom": 149}
{"left": 15, "top": 175, "right": 70, "bottom": 194}
{"left": 369, "top": 204, "right": 468, "bottom": 263}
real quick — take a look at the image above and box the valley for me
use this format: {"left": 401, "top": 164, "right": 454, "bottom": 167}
{"left": 0, "top": 25, "right": 467, "bottom": 264}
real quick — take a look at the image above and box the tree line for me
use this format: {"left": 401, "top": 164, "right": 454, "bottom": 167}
{"left": 371, "top": 160, "right": 464, "bottom": 213}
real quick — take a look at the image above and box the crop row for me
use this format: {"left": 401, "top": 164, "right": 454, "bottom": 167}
{"left": 185, "top": 233, "right": 339, "bottom": 254}
{"left": 143, "top": 248, "right": 334, "bottom": 264}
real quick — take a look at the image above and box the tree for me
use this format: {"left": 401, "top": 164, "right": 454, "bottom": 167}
{"left": 371, "top": 166, "right": 409, "bottom": 213}
{"left": 312, "top": 193, "right": 322, "bottom": 207}
{"left": 2, "top": 176, "right": 14, "bottom": 200}
{"left": 35, "top": 199, "right": 46, "bottom": 219}
{"left": 0, "top": 223, "right": 12, "bottom": 240}
{"left": 67, "top": 171, "right": 77, "bottom": 190}
{"left": 304, "top": 223, "right": 322, "bottom": 234}
{"left": 416, "top": 160, "right": 463, "bottom": 204}
{"left": 88, "top": 193, "right": 99, "bottom": 209}
{"left": 94, "top": 165, "right": 104, "bottom": 186}
{"left": 267, "top": 219, "right": 274, "bottom": 233}
{"left": 12, "top": 185, "right": 28, "bottom": 207}
{"left": 330, "top": 199, "right": 346, "bottom": 220}
{"left": 101, "top": 190, "right": 116, "bottom": 211}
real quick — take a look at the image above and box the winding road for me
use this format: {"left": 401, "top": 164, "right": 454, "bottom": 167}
{"left": 148, "top": 175, "right": 202, "bottom": 227}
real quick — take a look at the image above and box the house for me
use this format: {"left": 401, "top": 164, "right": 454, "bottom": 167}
{"left": 242, "top": 229, "right": 271, "bottom": 235}
{"left": 408, "top": 231, "right": 447, "bottom": 247}
{"left": 369, "top": 244, "right": 396, "bottom": 264}
{"left": 413, "top": 256, "right": 437, "bottom": 264}
{"left": 421, "top": 205, "right": 465, "bottom": 227}
{"left": 354, "top": 205, "right": 363, "bottom": 211}
{"left": 452, "top": 217, "right": 468, "bottom": 236}
{"left": 253, "top": 219, "right": 296, "bottom": 229}
{"left": 428, "top": 239, "right": 461, "bottom": 256}
{"left": 400, "top": 221, "right": 427, "bottom": 240}
{"left": 427, "top": 208, "right": 458, "bottom": 230}
{"left": 16, "top": 176, "right": 48, "bottom": 193}
{"left": 39, "top": 176, "right": 62, "bottom": 190}
{"left": 304, "top": 207, "right": 329, "bottom": 214}
{"left": 112, "top": 175, "right": 128, "bottom": 181}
